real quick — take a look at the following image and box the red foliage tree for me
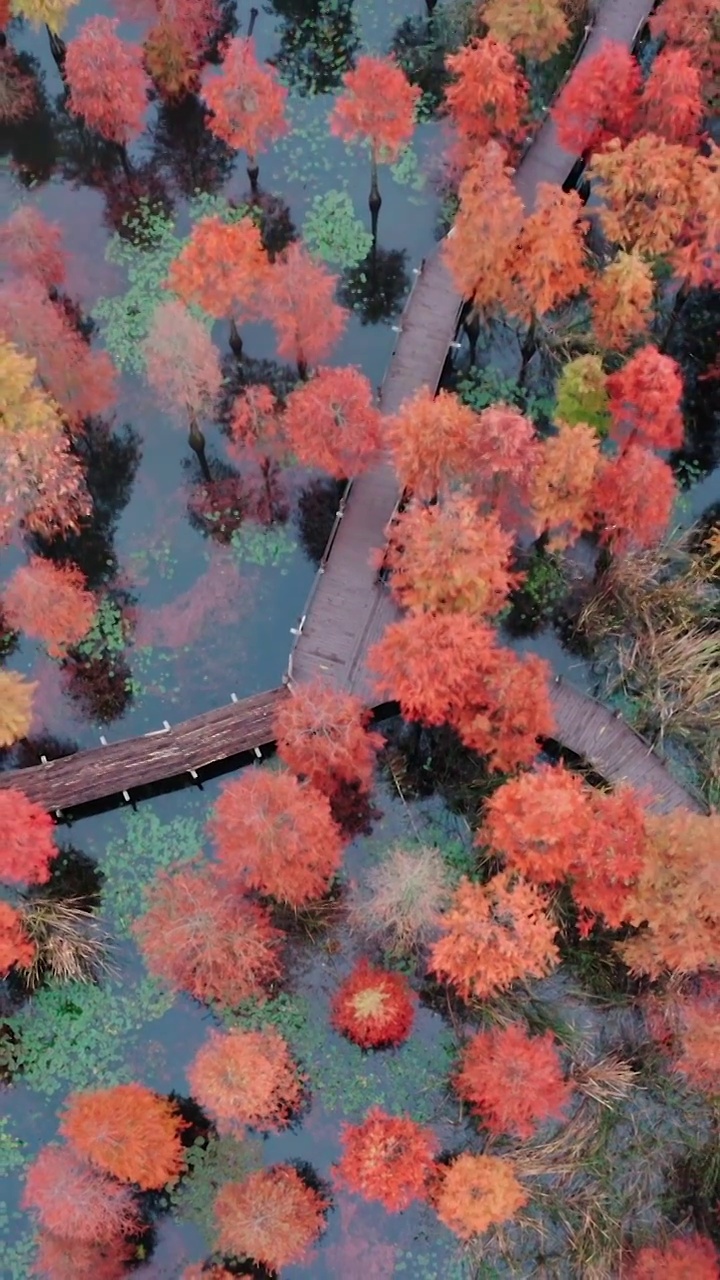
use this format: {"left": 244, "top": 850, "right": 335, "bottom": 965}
{"left": 214, "top": 1165, "right": 328, "bottom": 1270}
{"left": 607, "top": 346, "right": 684, "bottom": 451}
{"left": 454, "top": 1022, "right": 574, "bottom": 1139}
{"left": 483, "top": 763, "right": 593, "bottom": 884}
{"left": 429, "top": 872, "right": 559, "bottom": 1001}
{"left": 443, "top": 142, "right": 524, "bottom": 316}
{"left": 0, "top": 46, "right": 38, "bottom": 124}
{"left": 672, "top": 986, "right": 720, "bottom": 1097}
{"left": 330, "top": 55, "right": 419, "bottom": 235}
{"left": 368, "top": 611, "right": 554, "bottom": 773}
{"left": 591, "top": 444, "right": 677, "bottom": 553}
{"left": 383, "top": 387, "right": 481, "bottom": 500}
{"left": 570, "top": 786, "right": 648, "bottom": 933}
{"left": 203, "top": 36, "right": 288, "bottom": 187}
{"left": 627, "top": 1234, "right": 720, "bottom": 1280}
{"left": 60, "top": 1083, "right": 186, "bottom": 1189}
{"left": 0, "top": 789, "right": 57, "bottom": 885}
{"left": 589, "top": 250, "right": 654, "bottom": 353}
{"left": 503, "top": 184, "right": 589, "bottom": 325}
{"left": 472, "top": 401, "right": 540, "bottom": 522}
{"left": 0, "top": 207, "right": 65, "bottom": 289}
{"left": 650, "top": 0, "right": 720, "bottom": 99}
{"left": 0, "top": 901, "right": 35, "bottom": 976}
{"left": 187, "top": 1026, "right": 303, "bottom": 1135}
{"left": 209, "top": 768, "right": 344, "bottom": 907}
{"left": 33, "top": 1232, "right": 134, "bottom": 1280}
{"left": 22, "top": 1145, "right": 139, "bottom": 1245}
{"left": 228, "top": 383, "right": 287, "bottom": 467}
{"left": 431, "top": 1152, "right": 528, "bottom": 1239}
{"left": 132, "top": 862, "right": 284, "bottom": 1004}
{"left": 3, "top": 556, "right": 95, "bottom": 658}
{"left": 331, "top": 960, "right": 415, "bottom": 1048}
{"left": 0, "top": 280, "right": 117, "bottom": 428}
{"left": 383, "top": 496, "right": 520, "bottom": 618}
{"left": 333, "top": 1106, "right": 437, "bottom": 1211}
{"left": 444, "top": 37, "right": 528, "bottom": 167}
{"left": 142, "top": 298, "right": 222, "bottom": 477}
{"left": 167, "top": 214, "right": 269, "bottom": 336}
{"left": 550, "top": 39, "right": 640, "bottom": 156}
{"left": 639, "top": 46, "right": 704, "bottom": 145}
{"left": 65, "top": 17, "right": 149, "bottom": 145}
{"left": 261, "top": 241, "right": 347, "bottom": 376}
{"left": 530, "top": 421, "right": 600, "bottom": 551}
{"left": 283, "top": 365, "right": 380, "bottom": 477}
{"left": 274, "top": 679, "right": 383, "bottom": 795}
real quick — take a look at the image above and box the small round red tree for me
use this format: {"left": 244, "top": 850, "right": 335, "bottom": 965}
{"left": 65, "top": 17, "right": 150, "bottom": 145}
{"left": 330, "top": 55, "right": 419, "bottom": 238}
{"left": 444, "top": 36, "right": 528, "bottom": 168}
{"left": 550, "top": 39, "right": 640, "bottom": 156}
{"left": 627, "top": 1234, "right": 720, "bottom": 1280}
{"left": 639, "top": 47, "right": 704, "bottom": 145}
{"left": 333, "top": 1106, "right": 437, "bottom": 1211}
{"left": 331, "top": 960, "right": 415, "bottom": 1048}
{"left": 0, "top": 206, "right": 65, "bottom": 289}
{"left": 454, "top": 1023, "right": 574, "bottom": 1139}
{"left": 202, "top": 36, "right": 288, "bottom": 189}
{"left": 60, "top": 1083, "right": 186, "bottom": 1189}
{"left": 3, "top": 557, "right": 95, "bottom": 658}
{"left": 0, "top": 788, "right": 58, "bottom": 884}
{"left": 0, "top": 901, "right": 35, "bottom": 976}
{"left": 429, "top": 872, "right": 559, "bottom": 1002}
{"left": 591, "top": 444, "right": 677, "bottom": 553}
{"left": 209, "top": 768, "right": 344, "bottom": 907}
{"left": 482, "top": 763, "right": 594, "bottom": 884}
{"left": 142, "top": 298, "right": 222, "bottom": 480}
{"left": 214, "top": 1165, "right": 328, "bottom": 1270}
{"left": 274, "top": 678, "right": 383, "bottom": 796}
{"left": 187, "top": 1027, "right": 303, "bottom": 1135}
{"left": 383, "top": 496, "right": 519, "bottom": 617}
{"left": 22, "top": 1145, "right": 139, "bottom": 1245}
{"left": 167, "top": 214, "right": 269, "bottom": 354}
{"left": 283, "top": 365, "right": 381, "bottom": 478}
{"left": 431, "top": 1152, "right": 528, "bottom": 1239}
{"left": 383, "top": 387, "right": 480, "bottom": 500}
{"left": 261, "top": 241, "right": 347, "bottom": 377}
{"left": 132, "top": 863, "right": 284, "bottom": 1005}
{"left": 607, "top": 346, "right": 685, "bottom": 452}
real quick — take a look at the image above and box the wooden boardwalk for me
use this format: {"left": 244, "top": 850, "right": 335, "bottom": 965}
{"left": 0, "top": 0, "right": 702, "bottom": 817}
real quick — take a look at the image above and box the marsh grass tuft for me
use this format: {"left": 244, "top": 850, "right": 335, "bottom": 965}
{"left": 18, "top": 896, "right": 113, "bottom": 989}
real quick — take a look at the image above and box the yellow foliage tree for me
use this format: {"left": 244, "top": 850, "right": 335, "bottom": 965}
{"left": 0, "top": 671, "right": 36, "bottom": 747}
{"left": 590, "top": 251, "right": 655, "bottom": 352}
{"left": 482, "top": 0, "right": 570, "bottom": 61}
{"left": 11, "top": 0, "right": 79, "bottom": 33}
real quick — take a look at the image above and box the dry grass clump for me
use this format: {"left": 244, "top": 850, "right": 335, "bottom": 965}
{"left": 19, "top": 896, "right": 112, "bottom": 989}
{"left": 347, "top": 842, "right": 453, "bottom": 957}
{"left": 574, "top": 532, "right": 720, "bottom": 783}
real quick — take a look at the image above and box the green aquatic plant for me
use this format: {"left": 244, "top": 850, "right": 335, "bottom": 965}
{"left": 101, "top": 808, "right": 202, "bottom": 931}
{"left": 303, "top": 189, "right": 373, "bottom": 269}
{"left": 167, "top": 1132, "right": 263, "bottom": 1247}
{"left": 230, "top": 521, "right": 298, "bottom": 568}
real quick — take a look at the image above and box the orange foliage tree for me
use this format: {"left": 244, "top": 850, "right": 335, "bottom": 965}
{"left": 672, "top": 986, "right": 720, "bottom": 1097}
{"left": 591, "top": 443, "right": 677, "bottom": 553}
{"left": 639, "top": 46, "right": 704, "bottom": 144}
{"left": 443, "top": 143, "right": 524, "bottom": 316}
{"left": 0, "top": 788, "right": 57, "bottom": 884}
{"left": 333, "top": 1106, "right": 437, "bottom": 1211}
{"left": 330, "top": 55, "right": 419, "bottom": 237}
{"left": 3, "top": 557, "right": 95, "bottom": 658}
{"left": 431, "top": 1152, "right": 528, "bottom": 1239}
{"left": 454, "top": 1022, "right": 574, "bottom": 1139}
{"left": 607, "top": 346, "right": 684, "bottom": 451}
{"left": 202, "top": 36, "right": 288, "bottom": 189}
{"left": 482, "top": 0, "right": 570, "bottom": 61}
{"left": 283, "top": 365, "right": 381, "bottom": 477}
{"left": 0, "top": 901, "right": 35, "bottom": 976}
{"left": 530, "top": 421, "right": 600, "bottom": 550}
{"left": 569, "top": 786, "right": 649, "bottom": 933}
{"left": 369, "top": 611, "right": 554, "bottom": 772}
{"left": 60, "top": 1083, "right": 185, "bottom": 1189}
{"left": 228, "top": 383, "right": 287, "bottom": 469}
{"left": 550, "top": 39, "right": 640, "bottom": 155}
{"left": 187, "top": 1026, "right": 302, "bottom": 1135}
{"left": 214, "top": 1165, "right": 328, "bottom": 1270}
{"left": 589, "top": 251, "right": 654, "bottom": 353}
{"left": 132, "top": 862, "right": 284, "bottom": 1004}
{"left": 0, "top": 206, "right": 65, "bottom": 289}
{"left": 429, "top": 872, "right": 559, "bottom": 1001}
{"left": 0, "top": 670, "right": 36, "bottom": 747}
{"left": 502, "top": 184, "right": 589, "bottom": 328}
{"left": 444, "top": 37, "right": 528, "bottom": 168}
{"left": 167, "top": 214, "right": 269, "bottom": 354}
{"left": 209, "top": 768, "right": 344, "bottom": 907}
{"left": 627, "top": 1234, "right": 720, "bottom": 1280}
{"left": 0, "top": 280, "right": 117, "bottom": 429}
{"left": 142, "top": 298, "right": 222, "bottom": 479}
{"left": 261, "top": 241, "right": 347, "bottom": 377}
{"left": 274, "top": 678, "right": 383, "bottom": 796}
{"left": 383, "top": 496, "right": 520, "bottom": 618}
{"left": 383, "top": 387, "right": 481, "bottom": 500}
{"left": 472, "top": 402, "right": 540, "bottom": 522}
{"left": 65, "top": 17, "right": 149, "bottom": 145}
{"left": 650, "top": 0, "right": 720, "bottom": 100}
{"left": 331, "top": 960, "right": 415, "bottom": 1048}
{"left": 22, "top": 1145, "right": 140, "bottom": 1245}
{"left": 618, "top": 810, "right": 720, "bottom": 977}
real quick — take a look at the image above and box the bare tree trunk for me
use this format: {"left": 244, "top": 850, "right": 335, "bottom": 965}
{"left": 188, "top": 412, "right": 211, "bottom": 482}
{"left": 47, "top": 26, "right": 67, "bottom": 79}
{"left": 369, "top": 151, "right": 382, "bottom": 244}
